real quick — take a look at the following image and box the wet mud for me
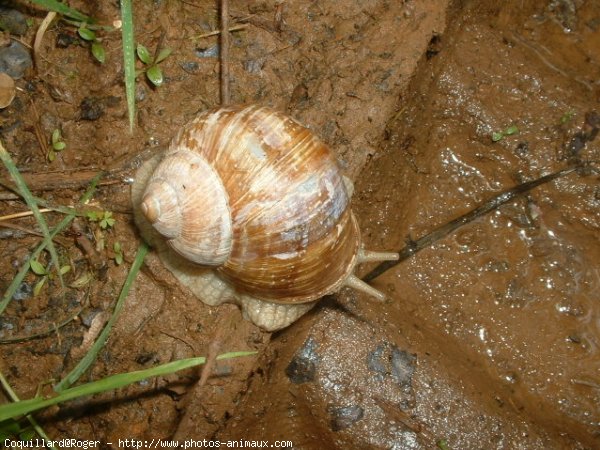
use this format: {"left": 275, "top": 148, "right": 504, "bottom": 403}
{"left": 0, "top": 0, "right": 598, "bottom": 449}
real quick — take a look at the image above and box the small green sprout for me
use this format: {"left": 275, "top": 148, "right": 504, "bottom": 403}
{"left": 30, "top": 259, "right": 71, "bottom": 296}
{"left": 78, "top": 25, "right": 106, "bottom": 63}
{"left": 87, "top": 210, "right": 116, "bottom": 229}
{"left": 136, "top": 43, "right": 172, "bottom": 87}
{"left": 48, "top": 128, "right": 66, "bottom": 162}
{"left": 113, "top": 241, "right": 124, "bottom": 265}
{"left": 560, "top": 111, "right": 575, "bottom": 124}
{"left": 491, "top": 124, "right": 519, "bottom": 142}
{"left": 436, "top": 439, "right": 452, "bottom": 450}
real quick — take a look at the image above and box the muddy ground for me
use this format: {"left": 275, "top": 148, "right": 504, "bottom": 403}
{"left": 0, "top": 0, "right": 599, "bottom": 449}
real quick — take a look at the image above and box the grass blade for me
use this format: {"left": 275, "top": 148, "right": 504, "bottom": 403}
{"left": 120, "top": 0, "right": 136, "bottom": 131}
{"left": 0, "top": 174, "right": 101, "bottom": 316}
{"left": 0, "top": 351, "right": 256, "bottom": 421}
{"left": 30, "top": 0, "right": 90, "bottom": 22}
{"left": 54, "top": 242, "right": 149, "bottom": 391}
{"left": 0, "top": 372, "right": 57, "bottom": 449}
{"left": 0, "top": 141, "right": 63, "bottom": 287}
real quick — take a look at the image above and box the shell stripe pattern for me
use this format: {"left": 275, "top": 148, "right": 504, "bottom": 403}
{"left": 168, "top": 105, "right": 361, "bottom": 304}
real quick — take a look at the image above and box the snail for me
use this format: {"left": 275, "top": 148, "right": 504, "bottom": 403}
{"left": 131, "top": 105, "right": 398, "bottom": 331}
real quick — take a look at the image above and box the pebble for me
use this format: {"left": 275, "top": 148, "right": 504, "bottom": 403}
{"left": 195, "top": 45, "right": 219, "bottom": 58}
{"left": 11, "top": 281, "right": 32, "bottom": 301}
{"left": 368, "top": 342, "right": 417, "bottom": 389}
{"left": 329, "top": 405, "right": 364, "bottom": 431}
{"left": 0, "top": 41, "right": 32, "bottom": 79}
{"left": 285, "top": 336, "right": 319, "bottom": 384}
{"left": 0, "top": 7, "right": 28, "bottom": 35}
{"left": 80, "top": 97, "right": 104, "bottom": 121}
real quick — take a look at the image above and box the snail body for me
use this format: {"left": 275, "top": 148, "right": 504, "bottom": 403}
{"left": 132, "top": 105, "right": 398, "bottom": 331}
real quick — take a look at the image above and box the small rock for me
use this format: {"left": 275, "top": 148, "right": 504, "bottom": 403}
{"left": 285, "top": 336, "right": 319, "bottom": 384}
{"left": 329, "top": 405, "right": 364, "bottom": 431}
{"left": 368, "top": 342, "right": 417, "bottom": 389}
{"left": 0, "top": 7, "right": 28, "bottom": 35}
{"left": 0, "top": 41, "right": 32, "bottom": 79}
{"left": 56, "top": 31, "right": 78, "bottom": 49}
{"left": 195, "top": 45, "right": 219, "bottom": 58}
{"left": 80, "top": 97, "right": 104, "bottom": 121}
{"left": 243, "top": 59, "right": 264, "bottom": 74}
{"left": 180, "top": 61, "right": 199, "bottom": 74}
{"left": 11, "top": 281, "right": 32, "bottom": 301}
{"left": 391, "top": 347, "right": 416, "bottom": 388}
{"left": 367, "top": 344, "right": 387, "bottom": 380}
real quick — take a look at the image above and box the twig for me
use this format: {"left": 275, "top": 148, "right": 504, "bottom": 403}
{"left": 0, "top": 208, "right": 52, "bottom": 222}
{"left": 220, "top": 0, "right": 230, "bottom": 105}
{"left": 29, "top": 98, "right": 49, "bottom": 159}
{"left": 193, "top": 24, "right": 247, "bottom": 40}
{"left": 0, "top": 221, "right": 71, "bottom": 247}
{"left": 363, "top": 163, "right": 585, "bottom": 283}
{"left": 33, "top": 11, "right": 57, "bottom": 72}
{"left": 71, "top": 219, "right": 106, "bottom": 273}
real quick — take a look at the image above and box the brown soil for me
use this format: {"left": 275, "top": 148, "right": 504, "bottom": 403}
{"left": 1, "top": 0, "right": 598, "bottom": 449}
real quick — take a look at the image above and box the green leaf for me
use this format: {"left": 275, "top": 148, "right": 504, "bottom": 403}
{"left": 78, "top": 27, "right": 96, "bottom": 41}
{"left": 99, "top": 212, "right": 115, "bottom": 229}
{"left": 33, "top": 277, "right": 46, "bottom": 297}
{"left": 91, "top": 42, "right": 106, "bottom": 64}
{"left": 30, "top": 260, "right": 47, "bottom": 276}
{"left": 146, "top": 65, "right": 163, "bottom": 87}
{"left": 86, "top": 211, "right": 99, "bottom": 221}
{"left": 53, "top": 141, "right": 66, "bottom": 151}
{"left": 113, "top": 242, "right": 123, "bottom": 265}
{"left": 560, "top": 111, "right": 574, "bottom": 124}
{"left": 491, "top": 131, "right": 503, "bottom": 142}
{"left": 504, "top": 125, "right": 519, "bottom": 136}
{"left": 59, "top": 265, "right": 71, "bottom": 275}
{"left": 136, "top": 44, "right": 152, "bottom": 64}
{"left": 155, "top": 47, "right": 172, "bottom": 64}
{"left": 51, "top": 129, "right": 61, "bottom": 145}
{"left": 47, "top": 150, "right": 56, "bottom": 162}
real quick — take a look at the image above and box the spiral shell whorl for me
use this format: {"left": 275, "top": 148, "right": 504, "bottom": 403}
{"left": 140, "top": 148, "right": 233, "bottom": 266}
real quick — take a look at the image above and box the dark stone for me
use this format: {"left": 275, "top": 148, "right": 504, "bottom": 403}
{"left": 80, "top": 97, "right": 104, "bottom": 121}
{"left": 11, "top": 281, "right": 32, "bottom": 301}
{"left": 0, "top": 41, "right": 32, "bottom": 79}
{"left": 368, "top": 342, "right": 417, "bottom": 389}
{"left": 56, "top": 32, "right": 78, "bottom": 49}
{"left": 195, "top": 45, "right": 219, "bottom": 58}
{"left": 367, "top": 344, "right": 387, "bottom": 381}
{"left": 390, "top": 347, "right": 417, "bottom": 388}
{"left": 0, "top": 7, "right": 28, "bottom": 35}
{"left": 285, "top": 336, "right": 319, "bottom": 384}
{"left": 179, "top": 61, "right": 199, "bottom": 74}
{"left": 329, "top": 405, "right": 364, "bottom": 431}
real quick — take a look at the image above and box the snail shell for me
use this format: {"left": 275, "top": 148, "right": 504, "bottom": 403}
{"left": 132, "top": 105, "right": 398, "bottom": 330}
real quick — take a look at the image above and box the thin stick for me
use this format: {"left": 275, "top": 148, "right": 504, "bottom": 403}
{"left": 363, "top": 164, "right": 584, "bottom": 283}
{"left": 193, "top": 24, "right": 247, "bottom": 40}
{"left": 0, "top": 221, "right": 71, "bottom": 247}
{"left": 33, "top": 11, "right": 57, "bottom": 72}
{"left": 0, "top": 208, "right": 52, "bottom": 222}
{"left": 220, "top": 0, "right": 230, "bottom": 105}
